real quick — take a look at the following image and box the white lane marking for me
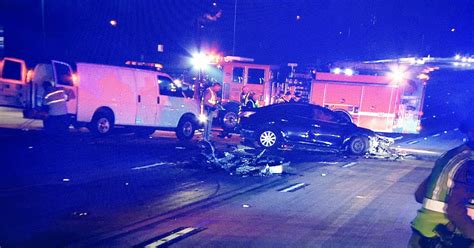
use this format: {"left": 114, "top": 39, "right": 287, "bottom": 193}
{"left": 394, "top": 147, "right": 441, "bottom": 155}
{"left": 131, "top": 162, "right": 167, "bottom": 170}
{"left": 144, "top": 227, "right": 196, "bottom": 248}
{"left": 279, "top": 183, "right": 306, "bottom": 192}
{"left": 342, "top": 162, "right": 358, "bottom": 168}
{"left": 432, "top": 133, "right": 441, "bottom": 137}
{"left": 407, "top": 140, "right": 419, "bottom": 145}
{"left": 319, "top": 161, "right": 340, "bottom": 165}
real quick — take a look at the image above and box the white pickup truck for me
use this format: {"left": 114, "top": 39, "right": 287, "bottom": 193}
{"left": 25, "top": 61, "right": 202, "bottom": 140}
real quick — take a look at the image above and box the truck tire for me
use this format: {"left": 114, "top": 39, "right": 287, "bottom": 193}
{"left": 348, "top": 136, "right": 369, "bottom": 155}
{"left": 220, "top": 110, "right": 239, "bottom": 132}
{"left": 89, "top": 111, "right": 114, "bottom": 135}
{"left": 176, "top": 116, "right": 195, "bottom": 141}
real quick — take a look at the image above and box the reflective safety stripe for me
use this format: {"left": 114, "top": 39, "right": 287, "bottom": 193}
{"left": 423, "top": 198, "right": 474, "bottom": 220}
{"left": 207, "top": 88, "right": 217, "bottom": 105}
{"left": 44, "top": 90, "right": 66, "bottom": 100}
{"left": 423, "top": 198, "right": 447, "bottom": 213}
{"left": 45, "top": 98, "right": 67, "bottom": 105}
{"left": 469, "top": 208, "right": 474, "bottom": 220}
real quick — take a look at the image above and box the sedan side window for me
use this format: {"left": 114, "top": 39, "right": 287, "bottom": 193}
{"left": 312, "top": 107, "right": 337, "bottom": 122}
{"left": 158, "top": 76, "right": 184, "bottom": 98}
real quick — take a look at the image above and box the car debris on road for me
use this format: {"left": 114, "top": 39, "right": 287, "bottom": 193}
{"left": 366, "top": 135, "right": 406, "bottom": 160}
{"left": 196, "top": 141, "right": 290, "bottom": 176}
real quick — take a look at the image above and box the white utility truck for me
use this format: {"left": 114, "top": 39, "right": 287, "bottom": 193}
{"left": 26, "top": 61, "right": 202, "bottom": 140}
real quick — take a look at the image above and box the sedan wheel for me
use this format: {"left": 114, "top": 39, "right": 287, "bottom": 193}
{"left": 259, "top": 130, "right": 278, "bottom": 148}
{"left": 348, "top": 136, "right": 369, "bottom": 155}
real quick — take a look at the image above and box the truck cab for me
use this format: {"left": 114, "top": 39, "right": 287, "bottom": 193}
{"left": 0, "top": 57, "right": 29, "bottom": 107}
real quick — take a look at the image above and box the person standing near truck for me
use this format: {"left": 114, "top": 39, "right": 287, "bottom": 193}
{"left": 202, "top": 82, "right": 222, "bottom": 141}
{"left": 409, "top": 117, "right": 474, "bottom": 247}
{"left": 42, "top": 81, "right": 75, "bottom": 135}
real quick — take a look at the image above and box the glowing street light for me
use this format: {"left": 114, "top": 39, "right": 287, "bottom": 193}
{"left": 109, "top": 19, "right": 118, "bottom": 27}
{"left": 388, "top": 66, "right": 408, "bottom": 84}
{"left": 191, "top": 53, "right": 211, "bottom": 70}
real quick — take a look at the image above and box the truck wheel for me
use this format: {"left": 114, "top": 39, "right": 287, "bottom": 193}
{"left": 348, "top": 136, "right": 369, "bottom": 155}
{"left": 176, "top": 116, "right": 195, "bottom": 141}
{"left": 134, "top": 127, "right": 155, "bottom": 137}
{"left": 90, "top": 112, "right": 114, "bottom": 135}
{"left": 220, "top": 110, "right": 239, "bottom": 132}
{"left": 257, "top": 129, "right": 281, "bottom": 149}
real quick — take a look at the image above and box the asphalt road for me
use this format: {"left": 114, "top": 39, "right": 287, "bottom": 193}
{"left": 0, "top": 107, "right": 454, "bottom": 247}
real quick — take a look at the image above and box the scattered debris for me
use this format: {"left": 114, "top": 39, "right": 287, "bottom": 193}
{"left": 62, "top": 178, "right": 71, "bottom": 182}
{"left": 197, "top": 141, "right": 290, "bottom": 177}
{"left": 321, "top": 173, "right": 327, "bottom": 177}
{"left": 125, "top": 182, "right": 129, "bottom": 186}
{"left": 366, "top": 135, "right": 406, "bottom": 160}
{"left": 242, "top": 204, "right": 251, "bottom": 208}
{"left": 28, "top": 146, "right": 33, "bottom": 149}
{"left": 176, "top": 146, "right": 186, "bottom": 150}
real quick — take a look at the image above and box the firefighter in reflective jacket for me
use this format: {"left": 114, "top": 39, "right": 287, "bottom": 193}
{"left": 42, "top": 81, "right": 75, "bottom": 134}
{"left": 242, "top": 91, "right": 258, "bottom": 111}
{"left": 240, "top": 86, "right": 250, "bottom": 105}
{"left": 202, "top": 82, "right": 221, "bottom": 141}
{"left": 409, "top": 117, "right": 474, "bottom": 247}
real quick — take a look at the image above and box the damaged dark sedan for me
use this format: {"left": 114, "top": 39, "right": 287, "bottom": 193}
{"left": 239, "top": 103, "right": 375, "bottom": 155}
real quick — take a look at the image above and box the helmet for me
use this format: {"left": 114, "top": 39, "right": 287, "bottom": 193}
{"left": 460, "top": 117, "right": 474, "bottom": 133}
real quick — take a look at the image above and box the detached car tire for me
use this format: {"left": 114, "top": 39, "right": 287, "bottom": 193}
{"left": 90, "top": 112, "right": 114, "bottom": 135}
{"left": 348, "top": 136, "right": 369, "bottom": 155}
{"left": 176, "top": 116, "right": 196, "bottom": 141}
{"left": 257, "top": 129, "right": 280, "bottom": 149}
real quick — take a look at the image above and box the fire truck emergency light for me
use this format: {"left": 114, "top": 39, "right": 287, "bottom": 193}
{"left": 343, "top": 68, "right": 354, "bottom": 76}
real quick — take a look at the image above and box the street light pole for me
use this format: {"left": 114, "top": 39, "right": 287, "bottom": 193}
{"left": 41, "top": 0, "right": 46, "bottom": 57}
{"left": 232, "top": 0, "right": 237, "bottom": 55}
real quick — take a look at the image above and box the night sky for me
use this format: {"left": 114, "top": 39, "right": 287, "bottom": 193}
{"left": 2, "top": 0, "right": 474, "bottom": 68}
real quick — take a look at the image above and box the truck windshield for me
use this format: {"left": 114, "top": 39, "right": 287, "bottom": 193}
{"left": 2, "top": 60, "right": 22, "bottom": 81}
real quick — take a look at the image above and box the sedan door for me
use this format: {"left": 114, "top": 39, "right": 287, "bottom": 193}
{"left": 273, "top": 104, "right": 313, "bottom": 144}
{"left": 309, "top": 107, "right": 347, "bottom": 148}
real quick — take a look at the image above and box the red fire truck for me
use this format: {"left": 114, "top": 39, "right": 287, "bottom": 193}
{"left": 198, "top": 55, "right": 427, "bottom": 134}
{"left": 207, "top": 56, "right": 278, "bottom": 131}
{"left": 309, "top": 71, "right": 427, "bottom": 133}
